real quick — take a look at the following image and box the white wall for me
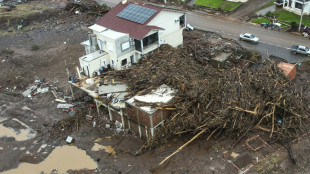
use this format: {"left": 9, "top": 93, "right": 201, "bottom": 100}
{"left": 284, "top": 0, "right": 310, "bottom": 15}
{"left": 148, "top": 10, "right": 185, "bottom": 47}
{"left": 79, "top": 54, "right": 109, "bottom": 77}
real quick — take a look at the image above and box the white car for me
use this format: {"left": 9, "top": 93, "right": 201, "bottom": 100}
{"left": 239, "top": 33, "right": 259, "bottom": 44}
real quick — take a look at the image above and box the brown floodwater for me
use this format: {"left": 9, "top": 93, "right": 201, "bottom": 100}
{"left": 1, "top": 145, "right": 98, "bottom": 174}
{"left": 0, "top": 118, "right": 36, "bottom": 141}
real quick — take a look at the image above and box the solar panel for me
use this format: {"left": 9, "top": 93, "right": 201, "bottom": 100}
{"left": 117, "top": 4, "right": 157, "bottom": 24}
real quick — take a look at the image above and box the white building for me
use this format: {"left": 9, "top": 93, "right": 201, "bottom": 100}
{"left": 79, "top": 1, "right": 186, "bottom": 77}
{"left": 283, "top": 0, "right": 310, "bottom": 15}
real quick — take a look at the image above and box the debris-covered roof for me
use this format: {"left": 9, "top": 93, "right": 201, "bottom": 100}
{"left": 126, "top": 84, "right": 175, "bottom": 114}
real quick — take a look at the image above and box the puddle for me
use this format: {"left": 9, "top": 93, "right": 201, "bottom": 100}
{"left": 0, "top": 118, "right": 36, "bottom": 141}
{"left": 256, "top": 5, "right": 276, "bottom": 16}
{"left": 1, "top": 145, "right": 97, "bottom": 174}
{"left": 91, "top": 143, "right": 116, "bottom": 155}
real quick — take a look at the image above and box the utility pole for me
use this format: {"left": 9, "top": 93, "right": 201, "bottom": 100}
{"left": 298, "top": 0, "right": 305, "bottom": 32}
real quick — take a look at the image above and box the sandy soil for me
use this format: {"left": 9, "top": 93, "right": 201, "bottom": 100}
{"left": 1, "top": 0, "right": 310, "bottom": 173}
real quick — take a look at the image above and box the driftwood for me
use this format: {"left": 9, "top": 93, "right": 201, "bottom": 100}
{"left": 121, "top": 44, "right": 308, "bottom": 152}
{"left": 159, "top": 128, "right": 208, "bottom": 165}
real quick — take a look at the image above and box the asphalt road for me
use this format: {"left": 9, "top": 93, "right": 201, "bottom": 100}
{"left": 187, "top": 12, "right": 310, "bottom": 63}
{"left": 96, "top": 0, "right": 309, "bottom": 63}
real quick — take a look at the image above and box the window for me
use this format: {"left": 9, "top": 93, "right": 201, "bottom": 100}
{"left": 142, "top": 32, "right": 158, "bottom": 48}
{"left": 179, "top": 15, "right": 185, "bottom": 27}
{"left": 98, "top": 40, "right": 105, "bottom": 50}
{"left": 121, "top": 42, "right": 130, "bottom": 50}
{"left": 102, "top": 60, "right": 106, "bottom": 67}
{"left": 121, "top": 58, "right": 127, "bottom": 66}
{"left": 295, "top": 2, "right": 303, "bottom": 9}
{"left": 111, "top": 60, "right": 115, "bottom": 67}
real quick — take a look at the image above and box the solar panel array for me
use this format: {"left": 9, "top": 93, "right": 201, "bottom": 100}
{"left": 117, "top": 4, "right": 157, "bottom": 24}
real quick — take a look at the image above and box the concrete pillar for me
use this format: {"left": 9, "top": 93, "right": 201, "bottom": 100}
{"left": 120, "top": 109, "right": 125, "bottom": 128}
{"left": 95, "top": 100, "right": 100, "bottom": 115}
{"left": 136, "top": 107, "right": 142, "bottom": 138}
{"left": 108, "top": 105, "right": 113, "bottom": 121}
{"left": 127, "top": 108, "right": 131, "bottom": 129}
{"left": 140, "top": 40, "right": 144, "bottom": 53}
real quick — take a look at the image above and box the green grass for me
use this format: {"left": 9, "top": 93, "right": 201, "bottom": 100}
{"left": 194, "top": 0, "right": 242, "bottom": 11}
{"left": 255, "top": 0, "right": 276, "bottom": 12}
{"left": 251, "top": 17, "right": 271, "bottom": 24}
{"left": 272, "top": 9, "right": 310, "bottom": 26}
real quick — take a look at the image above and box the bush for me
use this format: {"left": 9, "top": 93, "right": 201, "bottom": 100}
{"left": 31, "top": 44, "right": 39, "bottom": 51}
{"left": 291, "top": 22, "right": 298, "bottom": 30}
{"left": 101, "top": 3, "right": 108, "bottom": 9}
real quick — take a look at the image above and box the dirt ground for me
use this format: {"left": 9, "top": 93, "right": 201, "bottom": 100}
{"left": 1, "top": 0, "right": 310, "bottom": 173}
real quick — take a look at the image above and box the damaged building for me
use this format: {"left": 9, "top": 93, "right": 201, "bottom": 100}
{"left": 79, "top": 0, "right": 186, "bottom": 77}
{"left": 69, "top": 0, "right": 186, "bottom": 138}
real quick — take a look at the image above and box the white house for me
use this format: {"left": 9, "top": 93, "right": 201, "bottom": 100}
{"left": 283, "top": 0, "right": 310, "bottom": 15}
{"left": 79, "top": 0, "right": 186, "bottom": 77}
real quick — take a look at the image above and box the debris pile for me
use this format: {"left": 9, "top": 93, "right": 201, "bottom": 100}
{"left": 65, "top": 0, "right": 109, "bottom": 16}
{"left": 122, "top": 44, "right": 308, "bottom": 150}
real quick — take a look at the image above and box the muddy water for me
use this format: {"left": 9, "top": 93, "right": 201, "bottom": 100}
{"left": 0, "top": 118, "right": 36, "bottom": 141}
{"left": 91, "top": 143, "right": 116, "bottom": 155}
{"left": 1, "top": 145, "right": 98, "bottom": 174}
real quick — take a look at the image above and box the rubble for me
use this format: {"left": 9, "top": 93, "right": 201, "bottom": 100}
{"left": 65, "top": 0, "right": 109, "bottom": 16}
{"left": 119, "top": 43, "right": 308, "bottom": 152}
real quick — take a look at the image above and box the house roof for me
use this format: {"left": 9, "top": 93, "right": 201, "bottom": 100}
{"left": 96, "top": 1, "right": 164, "bottom": 40}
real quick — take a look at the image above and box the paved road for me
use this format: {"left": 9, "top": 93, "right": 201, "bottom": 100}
{"left": 95, "top": 0, "right": 309, "bottom": 63}
{"left": 229, "top": 0, "right": 274, "bottom": 19}
{"left": 187, "top": 12, "right": 310, "bottom": 63}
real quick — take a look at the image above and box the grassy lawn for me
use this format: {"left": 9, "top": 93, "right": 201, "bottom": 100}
{"left": 272, "top": 9, "right": 310, "bottom": 26}
{"left": 251, "top": 17, "right": 271, "bottom": 24}
{"left": 194, "top": 0, "right": 242, "bottom": 11}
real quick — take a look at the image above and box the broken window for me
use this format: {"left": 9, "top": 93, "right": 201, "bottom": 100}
{"left": 142, "top": 32, "right": 158, "bottom": 48}
{"left": 179, "top": 15, "right": 185, "bottom": 27}
{"left": 98, "top": 40, "right": 105, "bottom": 50}
{"left": 121, "top": 58, "right": 127, "bottom": 66}
{"left": 134, "top": 39, "right": 142, "bottom": 52}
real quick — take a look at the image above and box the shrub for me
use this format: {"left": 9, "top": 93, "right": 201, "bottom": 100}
{"left": 31, "top": 44, "right": 39, "bottom": 51}
{"left": 291, "top": 22, "right": 298, "bottom": 30}
{"left": 101, "top": 3, "right": 108, "bottom": 9}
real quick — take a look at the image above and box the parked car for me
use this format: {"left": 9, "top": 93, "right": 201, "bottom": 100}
{"left": 239, "top": 33, "right": 259, "bottom": 44}
{"left": 291, "top": 45, "right": 310, "bottom": 56}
